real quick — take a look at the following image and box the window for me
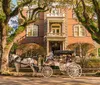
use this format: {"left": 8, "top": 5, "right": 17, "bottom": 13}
{"left": 33, "top": 25, "right": 38, "bottom": 36}
{"left": 74, "top": 25, "right": 86, "bottom": 37}
{"left": 51, "top": 24, "right": 61, "bottom": 35}
{"left": 26, "top": 24, "right": 38, "bottom": 37}
{"left": 74, "top": 25, "right": 79, "bottom": 36}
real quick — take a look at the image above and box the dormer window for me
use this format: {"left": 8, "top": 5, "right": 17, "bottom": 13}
{"left": 51, "top": 8, "right": 60, "bottom": 16}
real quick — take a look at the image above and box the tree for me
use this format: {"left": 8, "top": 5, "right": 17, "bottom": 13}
{"left": 0, "top": 0, "right": 55, "bottom": 73}
{"left": 71, "top": 0, "right": 100, "bottom": 44}
{"left": 68, "top": 43, "right": 95, "bottom": 67}
{"left": 68, "top": 43, "right": 94, "bottom": 57}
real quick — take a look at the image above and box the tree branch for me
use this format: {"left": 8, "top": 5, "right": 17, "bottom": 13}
{"left": 2, "top": 0, "right": 11, "bottom": 23}
{"left": 30, "top": 6, "right": 49, "bottom": 20}
{"left": 92, "top": 0, "right": 100, "bottom": 31}
{"left": 75, "top": 0, "right": 98, "bottom": 35}
{"left": 10, "top": 0, "right": 32, "bottom": 18}
{"left": 20, "top": 9, "right": 27, "bottom": 21}
{"left": 2, "top": 0, "right": 11, "bottom": 16}
{"left": 81, "top": 0, "right": 89, "bottom": 22}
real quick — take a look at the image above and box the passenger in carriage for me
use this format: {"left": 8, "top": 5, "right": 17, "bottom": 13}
{"left": 66, "top": 54, "right": 72, "bottom": 62}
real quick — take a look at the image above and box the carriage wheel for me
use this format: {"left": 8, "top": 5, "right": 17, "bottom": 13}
{"left": 67, "top": 63, "right": 82, "bottom": 78}
{"left": 42, "top": 66, "right": 53, "bottom": 78}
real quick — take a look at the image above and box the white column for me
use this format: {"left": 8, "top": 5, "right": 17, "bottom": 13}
{"left": 63, "top": 41, "right": 65, "bottom": 50}
{"left": 62, "top": 21, "right": 64, "bottom": 34}
{"left": 47, "top": 19, "right": 49, "bottom": 33}
{"left": 47, "top": 40, "right": 49, "bottom": 55}
{"left": 79, "top": 43, "right": 82, "bottom": 57}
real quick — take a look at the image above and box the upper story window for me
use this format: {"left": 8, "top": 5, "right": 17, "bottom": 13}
{"left": 51, "top": 8, "right": 60, "bottom": 16}
{"left": 51, "top": 24, "right": 61, "bottom": 34}
{"left": 74, "top": 25, "right": 86, "bottom": 37}
{"left": 26, "top": 24, "right": 38, "bottom": 37}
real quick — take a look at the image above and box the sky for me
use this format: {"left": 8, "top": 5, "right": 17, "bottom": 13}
{"left": 8, "top": 0, "right": 18, "bottom": 29}
{"left": 12, "top": 0, "right": 17, "bottom": 6}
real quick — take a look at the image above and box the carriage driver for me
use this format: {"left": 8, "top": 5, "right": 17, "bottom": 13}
{"left": 46, "top": 51, "right": 54, "bottom": 61}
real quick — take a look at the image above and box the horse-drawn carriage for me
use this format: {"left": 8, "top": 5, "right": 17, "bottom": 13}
{"left": 41, "top": 50, "right": 82, "bottom": 78}
{"left": 10, "top": 50, "right": 82, "bottom": 78}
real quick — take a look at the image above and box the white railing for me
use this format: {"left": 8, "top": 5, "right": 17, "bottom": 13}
{"left": 47, "top": 13, "right": 65, "bottom": 17}
{"left": 46, "top": 33, "right": 66, "bottom": 37}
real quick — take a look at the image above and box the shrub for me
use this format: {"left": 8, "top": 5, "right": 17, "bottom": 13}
{"left": 79, "top": 57, "right": 100, "bottom": 68}
{"left": 87, "top": 57, "right": 100, "bottom": 68}
{"left": 78, "top": 57, "right": 89, "bottom": 68}
{"left": 95, "top": 71, "right": 100, "bottom": 77}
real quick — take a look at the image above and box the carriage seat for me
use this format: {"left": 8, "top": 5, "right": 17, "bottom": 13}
{"left": 44, "top": 59, "right": 54, "bottom": 65}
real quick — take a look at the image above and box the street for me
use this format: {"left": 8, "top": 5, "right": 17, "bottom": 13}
{"left": 0, "top": 76, "right": 100, "bottom": 85}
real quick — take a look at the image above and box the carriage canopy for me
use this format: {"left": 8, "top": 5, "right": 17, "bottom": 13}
{"left": 54, "top": 50, "right": 74, "bottom": 55}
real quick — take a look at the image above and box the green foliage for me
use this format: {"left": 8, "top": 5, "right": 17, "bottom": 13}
{"left": 98, "top": 48, "right": 100, "bottom": 56}
{"left": 95, "top": 71, "right": 100, "bottom": 77}
{"left": 91, "top": 34, "right": 100, "bottom": 44}
{"left": 79, "top": 57, "right": 89, "bottom": 68}
{"left": 15, "top": 26, "right": 25, "bottom": 35}
{"left": 0, "top": 14, "right": 6, "bottom": 22}
{"left": 88, "top": 57, "right": 100, "bottom": 67}
{"left": 7, "top": 33, "right": 16, "bottom": 44}
{"left": 79, "top": 57, "right": 100, "bottom": 68}
{"left": 10, "top": 43, "right": 18, "bottom": 53}
{"left": 7, "top": 26, "right": 25, "bottom": 44}
{"left": 91, "top": 34, "right": 97, "bottom": 39}
{"left": 8, "top": 27, "right": 14, "bottom": 33}
{"left": 73, "top": 0, "right": 100, "bottom": 44}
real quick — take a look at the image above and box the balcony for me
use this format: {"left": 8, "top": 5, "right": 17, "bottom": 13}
{"left": 47, "top": 13, "right": 65, "bottom": 18}
{"left": 46, "top": 33, "right": 66, "bottom": 38}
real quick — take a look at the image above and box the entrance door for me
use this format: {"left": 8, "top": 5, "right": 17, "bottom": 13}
{"left": 50, "top": 42, "right": 62, "bottom": 53}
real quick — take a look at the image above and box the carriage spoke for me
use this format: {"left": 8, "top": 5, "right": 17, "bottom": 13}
{"left": 67, "top": 63, "right": 82, "bottom": 78}
{"left": 42, "top": 66, "right": 53, "bottom": 78}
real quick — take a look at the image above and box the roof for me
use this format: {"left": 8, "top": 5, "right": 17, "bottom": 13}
{"left": 54, "top": 50, "right": 74, "bottom": 55}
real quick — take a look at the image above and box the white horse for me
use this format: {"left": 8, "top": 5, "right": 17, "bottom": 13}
{"left": 9, "top": 54, "right": 37, "bottom": 75}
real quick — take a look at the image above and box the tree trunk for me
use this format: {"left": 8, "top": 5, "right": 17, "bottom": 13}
{"left": 0, "top": 23, "right": 2, "bottom": 69}
{"left": 1, "top": 42, "right": 13, "bottom": 73}
{"left": 0, "top": 23, "right": 25, "bottom": 73}
{"left": 0, "top": 23, "right": 7, "bottom": 72}
{"left": 0, "top": 29, "right": 25, "bottom": 73}
{"left": 1, "top": 50, "right": 9, "bottom": 72}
